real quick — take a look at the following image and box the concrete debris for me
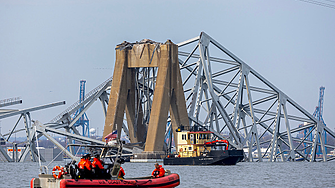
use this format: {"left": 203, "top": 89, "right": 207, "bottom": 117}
{"left": 116, "top": 39, "right": 162, "bottom": 51}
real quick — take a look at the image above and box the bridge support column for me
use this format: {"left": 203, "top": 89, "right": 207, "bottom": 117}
{"left": 103, "top": 40, "right": 189, "bottom": 154}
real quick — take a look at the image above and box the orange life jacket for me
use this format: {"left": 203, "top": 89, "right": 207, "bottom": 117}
{"left": 152, "top": 165, "right": 165, "bottom": 178}
{"left": 92, "top": 158, "right": 104, "bottom": 169}
{"left": 85, "top": 159, "right": 92, "bottom": 171}
{"left": 78, "top": 158, "right": 86, "bottom": 170}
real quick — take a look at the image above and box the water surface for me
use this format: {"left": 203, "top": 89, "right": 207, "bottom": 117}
{"left": 1, "top": 161, "right": 334, "bottom": 188}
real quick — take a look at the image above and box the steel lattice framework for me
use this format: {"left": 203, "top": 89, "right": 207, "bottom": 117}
{"left": 2, "top": 32, "right": 334, "bottom": 162}
{"left": 177, "top": 32, "right": 335, "bottom": 162}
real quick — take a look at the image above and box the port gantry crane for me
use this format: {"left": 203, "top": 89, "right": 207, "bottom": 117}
{"left": 72, "top": 80, "right": 90, "bottom": 138}
{"left": 309, "top": 86, "right": 327, "bottom": 155}
{"left": 313, "top": 86, "right": 326, "bottom": 126}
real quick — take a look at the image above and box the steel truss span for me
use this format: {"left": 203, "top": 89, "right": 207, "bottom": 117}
{"left": 177, "top": 32, "right": 335, "bottom": 162}
{"left": 2, "top": 33, "right": 334, "bottom": 163}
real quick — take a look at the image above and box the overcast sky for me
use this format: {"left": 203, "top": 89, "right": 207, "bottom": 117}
{"left": 1, "top": 0, "right": 334, "bottom": 137}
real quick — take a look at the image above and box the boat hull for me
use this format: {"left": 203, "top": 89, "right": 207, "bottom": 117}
{"left": 31, "top": 173, "right": 180, "bottom": 188}
{"left": 164, "top": 150, "right": 244, "bottom": 165}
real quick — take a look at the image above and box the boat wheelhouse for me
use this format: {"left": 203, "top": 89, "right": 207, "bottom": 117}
{"left": 175, "top": 125, "right": 213, "bottom": 158}
{"left": 164, "top": 125, "right": 244, "bottom": 165}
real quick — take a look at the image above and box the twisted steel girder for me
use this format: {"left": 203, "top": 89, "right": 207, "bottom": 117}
{"left": 177, "top": 32, "right": 335, "bottom": 162}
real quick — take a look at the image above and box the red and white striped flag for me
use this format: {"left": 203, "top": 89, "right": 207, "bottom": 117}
{"left": 105, "top": 130, "right": 117, "bottom": 143}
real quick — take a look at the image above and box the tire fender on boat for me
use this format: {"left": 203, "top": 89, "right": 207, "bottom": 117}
{"left": 52, "top": 166, "right": 64, "bottom": 179}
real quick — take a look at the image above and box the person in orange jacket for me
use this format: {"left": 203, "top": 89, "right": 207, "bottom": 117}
{"left": 84, "top": 154, "right": 92, "bottom": 178}
{"left": 77, "top": 155, "right": 86, "bottom": 179}
{"left": 77, "top": 154, "right": 92, "bottom": 179}
{"left": 92, "top": 154, "right": 104, "bottom": 178}
{"left": 118, "top": 166, "right": 125, "bottom": 179}
{"left": 78, "top": 156, "right": 86, "bottom": 169}
{"left": 85, "top": 154, "right": 92, "bottom": 170}
{"left": 151, "top": 163, "right": 165, "bottom": 178}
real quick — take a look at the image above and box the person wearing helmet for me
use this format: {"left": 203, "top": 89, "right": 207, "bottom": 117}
{"left": 77, "top": 155, "right": 86, "bottom": 179}
{"left": 92, "top": 154, "right": 104, "bottom": 178}
{"left": 84, "top": 154, "right": 92, "bottom": 179}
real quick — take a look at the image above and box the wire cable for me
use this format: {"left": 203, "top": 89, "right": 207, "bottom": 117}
{"left": 324, "top": 0, "right": 335, "bottom": 3}
{"left": 297, "top": 0, "right": 335, "bottom": 9}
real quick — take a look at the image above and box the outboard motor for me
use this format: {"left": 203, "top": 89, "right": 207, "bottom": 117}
{"left": 65, "top": 160, "right": 78, "bottom": 179}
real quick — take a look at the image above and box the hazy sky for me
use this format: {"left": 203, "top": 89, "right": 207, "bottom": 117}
{"left": 1, "top": 0, "right": 334, "bottom": 137}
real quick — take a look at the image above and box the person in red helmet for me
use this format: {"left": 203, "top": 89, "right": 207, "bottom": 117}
{"left": 151, "top": 163, "right": 165, "bottom": 178}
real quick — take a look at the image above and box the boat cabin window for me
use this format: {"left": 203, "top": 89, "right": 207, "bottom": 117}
{"left": 182, "top": 134, "right": 187, "bottom": 140}
{"left": 196, "top": 134, "right": 205, "bottom": 140}
{"left": 189, "top": 147, "right": 192, "bottom": 151}
{"left": 211, "top": 144, "right": 227, "bottom": 151}
{"left": 190, "top": 134, "right": 195, "bottom": 144}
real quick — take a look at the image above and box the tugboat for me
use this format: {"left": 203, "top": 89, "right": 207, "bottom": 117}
{"left": 164, "top": 125, "right": 244, "bottom": 165}
{"left": 31, "top": 139, "right": 180, "bottom": 188}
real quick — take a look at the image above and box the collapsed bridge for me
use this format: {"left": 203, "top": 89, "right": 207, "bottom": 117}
{"left": 1, "top": 32, "right": 334, "bottom": 162}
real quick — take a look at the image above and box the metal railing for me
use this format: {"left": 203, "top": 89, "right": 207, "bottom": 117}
{"left": 0, "top": 97, "right": 22, "bottom": 108}
{"left": 50, "top": 77, "right": 112, "bottom": 123}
